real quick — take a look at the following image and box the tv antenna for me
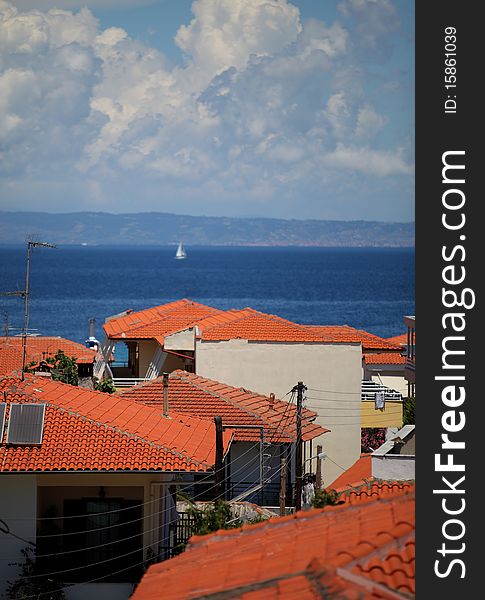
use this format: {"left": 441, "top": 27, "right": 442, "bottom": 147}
{"left": 1, "top": 240, "right": 57, "bottom": 379}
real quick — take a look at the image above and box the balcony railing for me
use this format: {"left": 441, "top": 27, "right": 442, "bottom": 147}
{"left": 361, "top": 380, "right": 402, "bottom": 401}
{"left": 113, "top": 377, "right": 148, "bottom": 388}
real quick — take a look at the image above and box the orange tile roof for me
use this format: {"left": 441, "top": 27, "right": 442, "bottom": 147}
{"left": 330, "top": 454, "right": 373, "bottom": 489}
{"left": 119, "top": 370, "right": 327, "bottom": 443}
{"left": 0, "top": 376, "right": 233, "bottom": 473}
{"left": 335, "top": 480, "right": 414, "bottom": 507}
{"left": 199, "top": 310, "right": 329, "bottom": 343}
{"left": 386, "top": 334, "right": 408, "bottom": 346}
{"left": 0, "top": 336, "right": 96, "bottom": 376}
{"left": 131, "top": 481, "right": 415, "bottom": 599}
{"left": 103, "top": 299, "right": 223, "bottom": 341}
{"left": 103, "top": 299, "right": 397, "bottom": 347}
{"left": 364, "top": 353, "right": 406, "bottom": 365}
{"left": 303, "top": 326, "right": 402, "bottom": 351}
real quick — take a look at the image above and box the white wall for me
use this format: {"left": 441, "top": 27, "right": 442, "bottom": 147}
{"left": 0, "top": 475, "right": 37, "bottom": 596}
{"left": 363, "top": 364, "right": 407, "bottom": 396}
{"left": 371, "top": 455, "right": 415, "bottom": 480}
{"left": 196, "top": 339, "right": 362, "bottom": 485}
{"left": 164, "top": 329, "right": 195, "bottom": 351}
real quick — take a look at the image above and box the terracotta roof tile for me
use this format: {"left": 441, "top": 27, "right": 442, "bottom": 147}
{"left": 0, "top": 336, "right": 96, "bottom": 376}
{"left": 199, "top": 311, "right": 329, "bottom": 343}
{"left": 104, "top": 299, "right": 395, "bottom": 347}
{"left": 131, "top": 482, "right": 415, "bottom": 599}
{"left": 302, "top": 326, "right": 402, "bottom": 351}
{"left": 0, "top": 375, "right": 232, "bottom": 473}
{"left": 330, "top": 454, "right": 373, "bottom": 489}
{"left": 103, "top": 299, "right": 223, "bottom": 341}
{"left": 364, "top": 353, "right": 405, "bottom": 365}
{"left": 119, "top": 370, "right": 327, "bottom": 442}
{"left": 386, "top": 334, "right": 408, "bottom": 346}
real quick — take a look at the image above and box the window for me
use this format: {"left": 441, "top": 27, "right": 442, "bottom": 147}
{"left": 41, "top": 498, "right": 143, "bottom": 583}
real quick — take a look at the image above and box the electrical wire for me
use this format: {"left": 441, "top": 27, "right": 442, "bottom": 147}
{"left": 5, "top": 460, "right": 290, "bottom": 580}
{"left": 4, "top": 422, "right": 274, "bottom": 523}
{"left": 0, "top": 386, "right": 308, "bottom": 577}
{"left": 3, "top": 393, "right": 301, "bottom": 538}
{"left": 11, "top": 473, "right": 411, "bottom": 600}
{"left": 0, "top": 454, "right": 268, "bottom": 561}
{"left": 0, "top": 391, "right": 302, "bottom": 556}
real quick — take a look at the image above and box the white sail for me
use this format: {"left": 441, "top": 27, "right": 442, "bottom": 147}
{"left": 175, "top": 241, "right": 187, "bottom": 259}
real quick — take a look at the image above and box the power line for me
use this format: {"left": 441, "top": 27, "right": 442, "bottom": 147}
{"left": 5, "top": 395, "right": 303, "bottom": 525}
{"left": 10, "top": 464, "right": 407, "bottom": 599}
{"left": 4, "top": 460, "right": 290, "bottom": 580}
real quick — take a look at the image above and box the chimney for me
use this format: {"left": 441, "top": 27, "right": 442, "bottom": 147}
{"left": 163, "top": 372, "right": 169, "bottom": 417}
{"left": 269, "top": 393, "right": 275, "bottom": 409}
{"left": 89, "top": 317, "right": 95, "bottom": 339}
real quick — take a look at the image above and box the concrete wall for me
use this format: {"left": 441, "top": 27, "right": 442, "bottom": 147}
{"left": 138, "top": 340, "right": 160, "bottom": 377}
{"left": 371, "top": 455, "right": 415, "bottom": 480}
{"left": 164, "top": 329, "right": 195, "bottom": 351}
{"left": 0, "top": 475, "right": 37, "bottom": 596}
{"left": 367, "top": 372, "right": 408, "bottom": 396}
{"left": 361, "top": 400, "right": 403, "bottom": 428}
{"left": 196, "top": 339, "right": 362, "bottom": 485}
{"left": 137, "top": 342, "right": 187, "bottom": 377}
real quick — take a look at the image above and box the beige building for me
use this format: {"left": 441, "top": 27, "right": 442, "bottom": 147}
{"left": 100, "top": 300, "right": 368, "bottom": 484}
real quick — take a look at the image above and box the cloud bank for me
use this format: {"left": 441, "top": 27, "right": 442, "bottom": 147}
{"left": 0, "top": 0, "right": 414, "bottom": 220}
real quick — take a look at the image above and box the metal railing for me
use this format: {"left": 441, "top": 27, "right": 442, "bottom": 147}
{"left": 361, "top": 380, "right": 402, "bottom": 401}
{"left": 113, "top": 377, "right": 148, "bottom": 388}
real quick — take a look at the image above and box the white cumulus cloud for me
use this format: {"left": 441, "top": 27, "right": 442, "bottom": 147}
{"left": 0, "top": 0, "right": 414, "bottom": 220}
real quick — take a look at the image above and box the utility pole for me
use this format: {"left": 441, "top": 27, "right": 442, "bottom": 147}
{"left": 294, "top": 380, "right": 307, "bottom": 512}
{"left": 162, "top": 372, "right": 169, "bottom": 417}
{"left": 279, "top": 455, "right": 287, "bottom": 516}
{"left": 214, "top": 416, "right": 224, "bottom": 500}
{"left": 315, "top": 445, "right": 323, "bottom": 490}
{"left": 21, "top": 240, "right": 56, "bottom": 380}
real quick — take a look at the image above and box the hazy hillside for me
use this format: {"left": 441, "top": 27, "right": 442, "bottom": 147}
{"left": 0, "top": 211, "right": 414, "bottom": 247}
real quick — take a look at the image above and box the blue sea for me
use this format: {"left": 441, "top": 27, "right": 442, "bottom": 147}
{"left": 0, "top": 246, "right": 414, "bottom": 344}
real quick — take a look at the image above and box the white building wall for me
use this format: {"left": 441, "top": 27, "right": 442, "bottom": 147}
{"left": 371, "top": 455, "right": 415, "bottom": 480}
{"left": 196, "top": 339, "right": 362, "bottom": 485}
{"left": 164, "top": 329, "right": 195, "bottom": 351}
{"left": 367, "top": 373, "right": 408, "bottom": 396}
{"left": 0, "top": 474, "right": 37, "bottom": 596}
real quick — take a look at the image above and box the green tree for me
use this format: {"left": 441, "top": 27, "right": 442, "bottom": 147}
{"left": 47, "top": 350, "right": 79, "bottom": 386}
{"left": 187, "top": 500, "right": 242, "bottom": 536}
{"left": 403, "top": 395, "right": 416, "bottom": 425}
{"left": 311, "top": 488, "right": 340, "bottom": 509}
{"left": 94, "top": 377, "right": 116, "bottom": 394}
{"left": 24, "top": 350, "right": 78, "bottom": 386}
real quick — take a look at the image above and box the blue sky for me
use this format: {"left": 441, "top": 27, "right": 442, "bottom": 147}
{"left": 1, "top": 0, "right": 414, "bottom": 221}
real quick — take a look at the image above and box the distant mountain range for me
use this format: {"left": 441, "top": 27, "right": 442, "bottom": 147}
{"left": 0, "top": 211, "right": 414, "bottom": 247}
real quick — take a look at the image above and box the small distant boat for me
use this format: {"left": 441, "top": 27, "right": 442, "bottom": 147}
{"left": 174, "top": 241, "right": 187, "bottom": 260}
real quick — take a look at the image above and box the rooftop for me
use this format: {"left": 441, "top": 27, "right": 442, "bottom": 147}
{"left": 103, "top": 299, "right": 222, "bottom": 342}
{"left": 386, "top": 334, "right": 407, "bottom": 346}
{"left": 303, "top": 326, "right": 402, "bottom": 351}
{"left": 0, "top": 375, "right": 232, "bottom": 473}
{"left": 131, "top": 480, "right": 415, "bottom": 599}
{"left": 364, "top": 353, "right": 406, "bottom": 366}
{"left": 0, "top": 336, "right": 97, "bottom": 376}
{"left": 119, "top": 370, "right": 327, "bottom": 443}
{"left": 103, "top": 299, "right": 399, "bottom": 348}
{"left": 330, "top": 454, "right": 373, "bottom": 489}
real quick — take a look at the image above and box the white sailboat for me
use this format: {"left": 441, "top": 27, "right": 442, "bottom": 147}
{"left": 174, "top": 241, "right": 187, "bottom": 260}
